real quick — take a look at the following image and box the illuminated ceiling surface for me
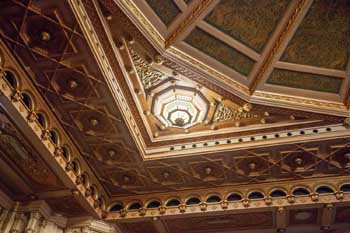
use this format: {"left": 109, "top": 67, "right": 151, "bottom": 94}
{"left": 0, "top": 0, "right": 350, "bottom": 232}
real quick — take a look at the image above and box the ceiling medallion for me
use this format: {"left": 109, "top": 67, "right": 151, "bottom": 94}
{"left": 68, "top": 79, "right": 78, "bottom": 89}
{"left": 40, "top": 31, "right": 51, "bottom": 42}
{"left": 152, "top": 86, "right": 209, "bottom": 129}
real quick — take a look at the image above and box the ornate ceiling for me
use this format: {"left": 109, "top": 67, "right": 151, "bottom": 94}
{"left": 0, "top": 0, "right": 350, "bottom": 232}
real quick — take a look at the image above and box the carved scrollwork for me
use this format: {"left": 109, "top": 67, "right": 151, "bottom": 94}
{"left": 129, "top": 49, "right": 166, "bottom": 90}
{"left": 213, "top": 103, "right": 259, "bottom": 123}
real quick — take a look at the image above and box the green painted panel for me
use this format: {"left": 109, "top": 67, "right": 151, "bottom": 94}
{"left": 281, "top": 0, "right": 350, "bottom": 70}
{"left": 185, "top": 28, "right": 256, "bottom": 76}
{"left": 205, "top": 0, "right": 290, "bottom": 52}
{"left": 267, "top": 69, "right": 342, "bottom": 93}
{"left": 146, "top": 0, "right": 181, "bottom": 26}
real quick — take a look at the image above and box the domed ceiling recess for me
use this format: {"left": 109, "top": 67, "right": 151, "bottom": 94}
{"left": 90, "top": 0, "right": 350, "bottom": 158}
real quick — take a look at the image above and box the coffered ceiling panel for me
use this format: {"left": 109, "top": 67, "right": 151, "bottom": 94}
{"left": 184, "top": 27, "right": 256, "bottom": 76}
{"left": 280, "top": 0, "right": 350, "bottom": 70}
{"left": 145, "top": 0, "right": 181, "bottom": 26}
{"left": 115, "top": 0, "right": 350, "bottom": 113}
{"left": 205, "top": 0, "right": 290, "bottom": 53}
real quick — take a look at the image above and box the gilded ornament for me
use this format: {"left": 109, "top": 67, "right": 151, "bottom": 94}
{"left": 287, "top": 195, "right": 295, "bottom": 204}
{"left": 213, "top": 103, "right": 259, "bottom": 123}
{"left": 162, "top": 171, "right": 170, "bottom": 179}
{"left": 85, "top": 188, "right": 92, "bottom": 197}
{"left": 325, "top": 203, "right": 334, "bottom": 209}
{"left": 220, "top": 200, "right": 228, "bottom": 209}
{"left": 277, "top": 206, "right": 285, "bottom": 213}
{"left": 264, "top": 197, "right": 272, "bottom": 206}
{"left": 27, "top": 111, "right": 37, "bottom": 122}
{"left": 75, "top": 175, "right": 84, "bottom": 185}
{"left": 158, "top": 206, "right": 166, "bottom": 215}
{"left": 310, "top": 193, "right": 319, "bottom": 202}
{"left": 335, "top": 191, "right": 344, "bottom": 200}
{"left": 205, "top": 167, "right": 212, "bottom": 175}
{"left": 54, "top": 147, "right": 63, "bottom": 157}
{"left": 130, "top": 49, "right": 166, "bottom": 90}
{"left": 344, "top": 118, "right": 350, "bottom": 128}
{"left": 68, "top": 80, "right": 78, "bottom": 89}
{"left": 89, "top": 118, "right": 99, "bottom": 127}
{"left": 242, "top": 103, "right": 252, "bottom": 112}
{"left": 154, "top": 55, "right": 163, "bottom": 65}
{"left": 199, "top": 203, "right": 207, "bottom": 211}
{"left": 294, "top": 157, "right": 303, "bottom": 166}
{"left": 248, "top": 162, "right": 256, "bottom": 170}
{"left": 65, "top": 162, "right": 73, "bottom": 172}
{"left": 138, "top": 208, "right": 146, "bottom": 216}
{"left": 40, "top": 31, "right": 51, "bottom": 41}
{"left": 41, "top": 129, "right": 50, "bottom": 140}
{"left": 242, "top": 199, "right": 249, "bottom": 208}
{"left": 119, "top": 209, "right": 127, "bottom": 218}
{"left": 178, "top": 204, "right": 186, "bottom": 213}
{"left": 11, "top": 90, "right": 22, "bottom": 102}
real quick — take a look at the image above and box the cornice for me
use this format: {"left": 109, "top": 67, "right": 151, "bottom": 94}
{"left": 106, "top": 176, "right": 350, "bottom": 220}
{"left": 252, "top": 92, "right": 349, "bottom": 117}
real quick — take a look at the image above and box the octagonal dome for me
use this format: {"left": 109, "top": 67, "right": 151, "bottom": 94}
{"left": 152, "top": 86, "right": 209, "bottom": 129}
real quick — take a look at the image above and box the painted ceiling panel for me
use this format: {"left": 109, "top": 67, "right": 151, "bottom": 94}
{"left": 281, "top": 0, "right": 350, "bottom": 70}
{"left": 267, "top": 68, "right": 343, "bottom": 93}
{"left": 267, "top": 69, "right": 342, "bottom": 93}
{"left": 205, "top": 0, "right": 290, "bottom": 53}
{"left": 185, "top": 27, "right": 256, "bottom": 76}
{"left": 145, "top": 0, "right": 181, "bottom": 26}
